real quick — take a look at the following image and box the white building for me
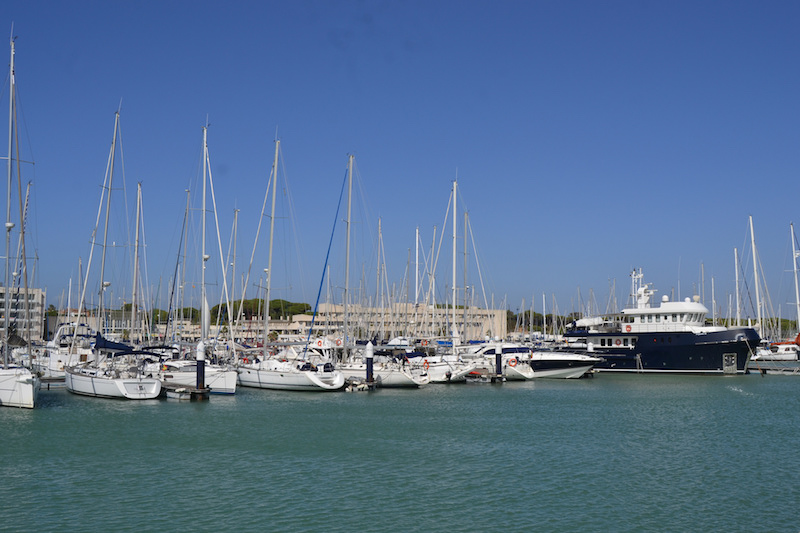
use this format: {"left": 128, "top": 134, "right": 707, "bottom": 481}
{"left": 0, "top": 286, "right": 47, "bottom": 342}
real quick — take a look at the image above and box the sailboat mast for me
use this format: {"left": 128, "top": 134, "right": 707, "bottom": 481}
{"left": 451, "top": 179, "right": 457, "bottom": 339}
{"left": 3, "top": 37, "right": 14, "bottom": 367}
{"left": 463, "top": 210, "right": 468, "bottom": 339}
{"left": 343, "top": 155, "right": 354, "bottom": 358}
{"left": 791, "top": 223, "right": 800, "bottom": 334}
{"left": 749, "top": 216, "right": 761, "bottom": 334}
{"left": 201, "top": 126, "right": 208, "bottom": 341}
{"left": 414, "top": 226, "right": 419, "bottom": 306}
{"left": 734, "top": 248, "right": 740, "bottom": 326}
{"left": 131, "top": 182, "right": 142, "bottom": 343}
{"left": 263, "top": 139, "right": 279, "bottom": 359}
{"left": 97, "top": 111, "right": 119, "bottom": 335}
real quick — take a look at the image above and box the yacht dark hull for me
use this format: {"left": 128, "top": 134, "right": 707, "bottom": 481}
{"left": 564, "top": 327, "right": 759, "bottom": 374}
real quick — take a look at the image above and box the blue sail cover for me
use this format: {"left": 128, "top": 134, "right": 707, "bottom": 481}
{"left": 94, "top": 333, "right": 132, "bottom": 353}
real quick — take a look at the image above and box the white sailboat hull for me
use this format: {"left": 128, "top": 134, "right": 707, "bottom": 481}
{"left": 502, "top": 360, "right": 536, "bottom": 380}
{"left": 33, "top": 349, "right": 96, "bottom": 380}
{"left": 0, "top": 367, "right": 40, "bottom": 408}
{"left": 65, "top": 367, "right": 161, "bottom": 399}
{"left": 143, "top": 361, "right": 237, "bottom": 394}
{"left": 423, "top": 359, "right": 480, "bottom": 383}
{"left": 157, "top": 369, "right": 237, "bottom": 394}
{"left": 339, "top": 362, "right": 429, "bottom": 387}
{"left": 237, "top": 361, "right": 344, "bottom": 391}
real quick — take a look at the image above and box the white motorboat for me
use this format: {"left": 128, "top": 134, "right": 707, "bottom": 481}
{"left": 528, "top": 351, "right": 601, "bottom": 378}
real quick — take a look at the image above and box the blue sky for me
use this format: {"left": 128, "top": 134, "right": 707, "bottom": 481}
{"left": 4, "top": 1, "right": 800, "bottom": 323}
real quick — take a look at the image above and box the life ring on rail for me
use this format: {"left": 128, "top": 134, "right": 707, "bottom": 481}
{"left": 242, "top": 357, "right": 249, "bottom": 364}
{"left": 508, "top": 357, "right": 518, "bottom": 367}
{"left": 615, "top": 339, "right": 621, "bottom": 346}
{"left": 421, "top": 340, "right": 428, "bottom": 346}
{"left": 625, "top": 325, "right": 632, "bottom": 332}
{"left": 423, "top": 360, "right": 430, "bottom": 371}
{"left": 336, "top": 339, "right": 342, "bottom": 346}
{"left": 317, "top": 340, "right": 323, "bottom": 347}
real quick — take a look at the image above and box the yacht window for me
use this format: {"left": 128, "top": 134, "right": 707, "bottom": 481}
{"left": 623, "top": 338, "right": 629, "bottom": 346}
{"left": 672, "top": 314, "right": 677, "bottom": 322}
{"left": 656, "top": 315, "right": 661, "bottom": 322}
{"left": 648, "top": 315, "right": 653, "bottom": 323}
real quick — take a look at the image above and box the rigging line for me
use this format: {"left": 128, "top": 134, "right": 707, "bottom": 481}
{"left": 236, "top": 145, "right": 275, "bottom": 326}
{"left": 164, "top": 189, "right": 188, "bottom": 340}
{"left": 205, "top": 148, "right": 235, "bottom": 352}
{"left": 302, "top": 166, "right": 349, "bottom": 359}
{"left": 466, "top": 214, "right": 490, "bottom": 310}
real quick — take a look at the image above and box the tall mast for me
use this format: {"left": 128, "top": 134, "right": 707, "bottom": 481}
{"left": 263, "top": 139, "right": 279, "bottom": 359}
{"left": 4, "top": 36, "right": 15, "bottom": 367}
{"left": 734, "top": 248, "right": 740, "bottom": 327}
{"left": 131, "top": 182, "right": 142, "bottom": 343}
{"left": 97, "top": 111, "right": 119, "bottom": 335}
{"left": 463, "top": 210, "right": 468, "bottom": 339}
{"left": 791, "top": 224, "right": 800, "bottom": 334}
{"left": 749, "top": 216, "right": 761, "bottom": 334}
{"left": 414, "top": 226, "right": 419, "bottom": 306}
{"left": 451, "top": 179, "right": 457, "bottom": 339}
{"left": 377, "top": 217, "right": 382, "bottom": 339}
{"left": 201, "top": 126, "right": 208, "bottom": 340}
{"left": 343, "top": 155, "right": 354, "bottom": 359}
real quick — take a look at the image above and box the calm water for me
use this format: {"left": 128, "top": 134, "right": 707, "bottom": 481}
{"left": 2, "top": 373, "right": 798, "bottom": 532}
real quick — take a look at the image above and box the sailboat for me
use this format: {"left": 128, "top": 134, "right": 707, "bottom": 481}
{"left": 751, "top": 222, "right": 800, "bottom": 362}
{"left": 64, "top": 111, "right": 161, "bottom": 400}
{"left": 332, "top": 158, "right": 427, "bottom": 387}
{"left": 236, "top": 141, "right": 343, "bottom": 391}
{"left": 408, "top": 180, "right": 481, "bottom": 383}
{"left": 0, "top": 35, "right": 40, "bottom": 408}
{"left": 133, "top": 167, "right": 237, "bottom": 394}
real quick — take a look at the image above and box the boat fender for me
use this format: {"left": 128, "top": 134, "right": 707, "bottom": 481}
{"left": 508, "top": 357, "right": 517, "bottom": 367}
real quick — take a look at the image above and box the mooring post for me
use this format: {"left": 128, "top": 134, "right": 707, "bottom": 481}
{"left": 366, "top": 341, "right": 374, "bottom": 384}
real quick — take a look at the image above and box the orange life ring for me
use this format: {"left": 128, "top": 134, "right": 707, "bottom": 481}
{"left": 317, "top": 340, "right": 323, "bottom": 347}
{"left": 625, "top": 325, "right": 632, "bottom": 332}
{"left": 615, "top": 339, "right": 621, "bottom": 346}
{"left": 421, "top": 340, "right": 428, "bottom": 346}
{"left": 508, "top": 357, "right": 517, "bottom": 367}
{"left": 242, "top": 357, "right": 249, "bottom": 364}
{"left": 423, "top": 360, "right": 430, "bottom": 370}
{"left": 336, "top": 339, "right": 342, "bottom": 346}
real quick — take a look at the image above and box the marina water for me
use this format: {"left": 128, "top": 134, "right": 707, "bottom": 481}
{"left": 3, "top": 374, "right": 798, "bottom": 532}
